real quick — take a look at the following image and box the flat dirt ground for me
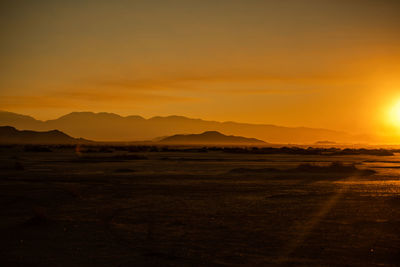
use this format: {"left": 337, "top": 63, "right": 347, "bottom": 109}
{"left": 1, "top": 146, "right": 400, "bottom": 266}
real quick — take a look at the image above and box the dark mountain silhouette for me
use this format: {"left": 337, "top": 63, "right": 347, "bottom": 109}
{"left": 0, "top": 111, "right": 373, "bottom": 143}
{"left": 160, "top": 131, "right": 266, "bottom": 145}
{"left": 0, "top": 126, "right": 89, "bottom": 144}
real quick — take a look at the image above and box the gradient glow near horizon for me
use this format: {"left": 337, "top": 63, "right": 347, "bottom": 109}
{"left": 1, "top": 0, "right": 400, "bottom": 139}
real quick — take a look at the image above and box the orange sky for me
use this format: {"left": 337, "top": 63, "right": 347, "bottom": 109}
{"left": 1, "top": 0, "right": 400, "bottom": 138}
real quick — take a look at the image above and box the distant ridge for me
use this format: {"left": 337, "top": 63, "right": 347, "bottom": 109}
{"left": 0, "top": 111, "right": 371, "bottom": 143}
{"left": 0, "top": 126, "right": 89, "bottom": 144}
{"left": 315, "top": 140, "right": 337, "bottom": 145}
{"left": 160, "top": 131, "right": 266, "bottom": 145}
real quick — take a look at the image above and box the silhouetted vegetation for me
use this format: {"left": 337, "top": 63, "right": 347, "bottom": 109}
{"left": 74, "top": 154, "right": 147, "bottom": 163}
{"left": 0, "top": 144, "right": 396, "bottom": 156}
{"left": 223, "top": 146, "right": 394, "bottom": 156}
{"left": 24, "top": 145, "right": 52, "bottom": 152}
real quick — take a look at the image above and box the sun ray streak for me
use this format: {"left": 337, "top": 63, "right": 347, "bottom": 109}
{"left": 277, "top": 175, "right": 358, "bottom": 264}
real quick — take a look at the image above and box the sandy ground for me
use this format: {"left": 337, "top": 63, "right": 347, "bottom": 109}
{"left": 0, "top": 146, "right": 400, "bottom": 266}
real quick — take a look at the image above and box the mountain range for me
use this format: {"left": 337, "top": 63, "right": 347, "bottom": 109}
{"left": 0, "top": 126, "right": 88, "bottom": 144}
{"left": 0, "top": 111, "right": 371, "bottom": 143}
{"left": 160, "top": 131, "right": 266, "bottom": 145}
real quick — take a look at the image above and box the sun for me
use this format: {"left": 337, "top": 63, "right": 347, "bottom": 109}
{"left": 388, "top": 100, "right": 400, "bottom": 127}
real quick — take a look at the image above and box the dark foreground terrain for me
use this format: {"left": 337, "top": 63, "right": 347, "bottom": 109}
{"left": 1, "top": 145, "right": 400, "bottom": 266}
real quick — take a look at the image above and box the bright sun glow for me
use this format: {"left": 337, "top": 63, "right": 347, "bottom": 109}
{"left": 388, "top": 100, "right": 400, "bottom": 127}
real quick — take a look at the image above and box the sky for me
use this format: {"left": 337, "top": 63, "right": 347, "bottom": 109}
{"left": 1, "top": 0, "right": 400, "bottom": 138}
